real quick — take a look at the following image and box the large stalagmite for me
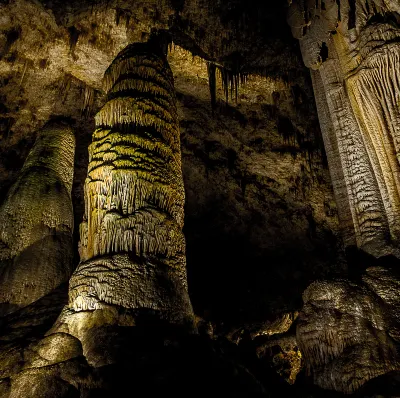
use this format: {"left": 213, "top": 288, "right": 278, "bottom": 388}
{"left": 68, "top": 36, "right": 194, "bottom": 325}
{"left": 0, "top": 121, "right": 75, "bottom": 316}
{"left": 21, "top": 36, "right": 197, "bottom": 371}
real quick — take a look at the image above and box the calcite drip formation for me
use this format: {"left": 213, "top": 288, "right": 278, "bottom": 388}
{"left": 289, "top": 0, "right": 400, "bottom": 257}
{"left": 288, "top": 0, "right": 400, "bottom": 393}
{"left": 70, "top": 39, "right": 192, "bottom": 323}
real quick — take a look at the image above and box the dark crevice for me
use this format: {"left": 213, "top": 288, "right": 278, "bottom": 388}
{"left": 319, "top": 42, "right": 328, "bottom": 62}
{"left": 336, "top": 0, "right": 341, "bottom": 21}
{"left": 0, "top": 27, "right": 20, "bottom": 60}
{"left": 68, "top": 26, "right": 80, "bottom": 53}
{"left": 348, "top": 0, "right": 356, "bottom": 29}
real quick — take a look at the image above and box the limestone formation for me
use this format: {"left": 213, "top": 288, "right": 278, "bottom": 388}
{"left": 296, "top": 271, "right": 400, "bottom": 393}
{"left": 0, "top": 121, "right": 75, "bottom": 316}
{"left": 288, "top": 2, "right": 400, "bottom": 392}
{"left": 20, "top": 37, "right": 195, "bottom": 370}
{"left": 68, "top": 36, "right": 194, "bottom": 325}
{"left": 288, "top": 0, "right": 400, "bottom": 258}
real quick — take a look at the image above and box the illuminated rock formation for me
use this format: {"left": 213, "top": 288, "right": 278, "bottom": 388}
{"left": 288, "top": 0, "right": 400, "bottom": 258}
{"left": 0, "top": 121, "right": 75, "bottom": 316}
{"left": 288, "top": 2, "right": 400, "bottom": 393}
{"left": 297, "top": 270, "right": 400, "bottom": 393}
{"left": 2, "top": 36, "right": 198, "bottom": 398}
{"left": 26, "top": 36, "right": 195, "bottom": 369}
{"left": 69, "top": 36, "right": 193, "bottom": 324}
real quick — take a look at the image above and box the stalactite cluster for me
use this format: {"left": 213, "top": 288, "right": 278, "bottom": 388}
{"left": 69, "top": 39, "right": 193, "bottom": 325}
{"left": 206, "top": 60, "right": 248, "bottom": 108}
{"left": 0, "top": 121, "right": 75, "bottom": 316}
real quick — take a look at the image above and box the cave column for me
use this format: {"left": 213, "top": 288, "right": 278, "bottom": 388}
{"left": 312, "top": 55, "right": 390, "bottom": 254}
{"left": 288, "top": 1, "right": 400, "bottom": 393}
{"left": 51, "top": 36, "right": 195, "bottom": 365}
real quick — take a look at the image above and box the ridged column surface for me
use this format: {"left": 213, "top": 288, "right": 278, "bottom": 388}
{"left": 68, "top": 40, "right": 194, "bottom": 326}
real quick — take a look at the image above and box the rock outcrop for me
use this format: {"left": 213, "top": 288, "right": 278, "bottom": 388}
{"left": 0, "top": 121, "right": 75, "bottom": 316}
{"left": 297, "top": 266, "right": 400, "bottom": 394}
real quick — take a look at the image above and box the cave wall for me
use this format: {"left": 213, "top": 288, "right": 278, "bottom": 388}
{"left": 0, "top": 0, "right": 344, "bottom": 328}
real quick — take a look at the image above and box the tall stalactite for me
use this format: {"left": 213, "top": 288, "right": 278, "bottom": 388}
{"left": 0, "top": 121, "right": 75, "bottom": 316}
{"left": 288, "top": 0, "right": 400, "bottom": 393}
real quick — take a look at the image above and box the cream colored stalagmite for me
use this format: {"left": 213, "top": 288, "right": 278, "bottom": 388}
{"left": 70, "top": 36, "right": 193, "bottom": 319}
{"left": 0, "top": 121, "right": 75, "bottom": 316}
{"left": 34, "top": 36, "right": 196, "bottom": 368}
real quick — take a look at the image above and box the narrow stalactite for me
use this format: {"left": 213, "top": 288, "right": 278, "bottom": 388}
{"left": 217, "top": 65, "right": 247, "bottom": 103}
{"left": 207, "top": 61, "right": 217, "bottom": 111}
{"left": 0, "top": 121, "right": 75, "bottom": 316}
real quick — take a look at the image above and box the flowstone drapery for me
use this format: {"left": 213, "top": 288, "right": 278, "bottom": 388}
{"left": 288, "top": 0, "right": 400, "bottom": 258}
{"left": 288, "top": 1, "right": 400, "bottom": 393}
{"left": 0, "top": 121, "right": 75, "bottom": 317}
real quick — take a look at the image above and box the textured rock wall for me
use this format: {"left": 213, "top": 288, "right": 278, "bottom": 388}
{"left": 288, "top": 1, "right": 400, "bottom": 393}
{"left": 0, "top": 121, "right": 75, "bottom": 316}
{"left": 167, "top": 46, "right": 343, "bottom": 327}
{"left": 288, "top": 0, "right": 400, "bottom": 258}
{"left": 297, "top": 268, "right": 400, "bottom": 393}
